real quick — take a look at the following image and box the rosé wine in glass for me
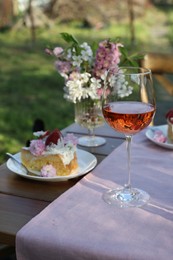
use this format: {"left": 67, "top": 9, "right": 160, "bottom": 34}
{"left": 103, "top": 101, "right": 155, "bottom": 135}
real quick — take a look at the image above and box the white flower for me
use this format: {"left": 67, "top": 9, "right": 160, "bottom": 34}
{"left": 101, "top": 71, "right": 108, "bottom": 81}
{"left": 131, "top": 74, "right": 140, "bottom": 84}
{"left": 108, "top": 74, "right": 116, "bottom": 88}
{"left": 61, "top": 73, "right": 68, "bottom": 80}
{"left": 117, "top": 85, "right": 133, "bottom": 98}
{"left": 107, "top": 74, "right": 133, "bottom": 98}
{"left": 80, "top": 72, "right": 90, "bottom": 83}
{"left": 90, "top": 77, "right": 101, "bottom": 89}
{"left": 33, "top": 131, "right": 47, "bottom": 137}
{"left": 88, "top": 89, "right": 98, "bottom": 100}
{"left": 80, "top": 42, "right": 93, "bottom": 54}
{"left": 81, "top": 49, "right": 92, "bottom": 61}
{"left": 80, "top": 42, "right": 93, "bottom": 62}
{"left": 80, "top": 42, "right": 89, "bottom": 49}
{"left": 115, "top": 75, "right": 133, "bottom": 98}
{"left": 72, "top": 55, "right": 82, "bottom": 67}
{"left": 65, "top": 79, "right": 83, "bottom": 103}
{"left": 67, "top": 49, "right": 72, "bottom": 59}
{"left": 64, "top": 73, "right": 101, "bottom": 103}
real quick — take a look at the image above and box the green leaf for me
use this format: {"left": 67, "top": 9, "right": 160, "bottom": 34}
{"left": 60, "top": 32, "right": 79, "bottom": 44}
{"left": 119, "top": 46, "right": 128, "bottom": 58}
{"left": 128, "top": 59, "right": 139, "bottom": 67}
{"left": 91, "top": 41, "right": 98, "bottom": 55}
{"left": 72, "top": 43, "right": 81, "bottom": 55}
{"left": 129, "top": 53, "right": 144, "bottom": 61}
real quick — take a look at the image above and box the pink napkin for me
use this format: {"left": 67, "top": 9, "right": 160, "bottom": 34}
{"left": 16, "top": 129, "right": 173, "bottom": 260}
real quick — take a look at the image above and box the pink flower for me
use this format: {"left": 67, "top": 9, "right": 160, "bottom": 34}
{"left": 96, "top": 87, "right": 104, "bottom": 98}
{"left": 93, "top": 40, "right": 122, "bottom": 78}
{"left": 53, "top": 47, "right": 64, "bottom": 57}
{"left": 68, "top": 71, "right": 80, "bottom": 80}
{"left": 153, "top": 130, "right": 167, "bottom": 143}
{"left": 54, "top": 60, "right": 71, "bottom": 75}
{"left": 29, "top": 140, "right": 45, "bottom": 156}
{"left": 63, "top": 134, "right": 78, "bottom": 145}
{"left": 40, "top": 165, "right": 57, "bottom": 177}
{"left": 45, "top": 48, "right": 53, "bottom": 55}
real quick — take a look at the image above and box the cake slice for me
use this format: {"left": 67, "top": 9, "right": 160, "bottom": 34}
{"left": 21, "top": 129, "right": 78, "bottom": 177}
{"left": 166, "top": 109, "right": 173, "bottom": 143}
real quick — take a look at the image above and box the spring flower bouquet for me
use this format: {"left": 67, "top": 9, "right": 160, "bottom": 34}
{"left": 46, "top": 33, "right": 142, "bottom": 147}
{"left": 45, "top": 33, "right": 140, "bottom": 103}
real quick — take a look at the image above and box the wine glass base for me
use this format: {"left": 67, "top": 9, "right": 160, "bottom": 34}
{"left": 78, "top": 136, "right": 106, "bottom": 147}
{"left": 102, "top": 187, "right": 150, "bottom": 208}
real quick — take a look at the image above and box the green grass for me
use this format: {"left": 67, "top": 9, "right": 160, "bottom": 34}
{"left": 0, "top": 6, "right": 173, "bottom": 164}
{"left": 0, "top": 36, "right": 74, "bottom": 162}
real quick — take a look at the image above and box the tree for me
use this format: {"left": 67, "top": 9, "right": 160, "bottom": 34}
{"left": 127, "top": 0, "right": 136, "bottom": 46}
{"left": 27, "top": 0, "right": 36, "bottom": 44}
{"left": 0, "top": 0, "right": 13, "bottom": 28}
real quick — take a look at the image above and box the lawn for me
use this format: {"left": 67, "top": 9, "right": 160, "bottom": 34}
{"left": 0, "top": 5, "right": 173, "bottom": 163}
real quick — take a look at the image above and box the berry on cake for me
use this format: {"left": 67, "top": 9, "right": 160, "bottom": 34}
{"left": 21, "top": 129, "right": 79, "bottom": 177}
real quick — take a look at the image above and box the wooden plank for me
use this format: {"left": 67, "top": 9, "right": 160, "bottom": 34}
{"left": 0, "top": 193, "right": 49, "bottom": 246}
{"left": 0, "top": 244, "right": 15, "bottom": 257}
{"left": 141, "top": 53, "right": 173, "bottom": 74}
{"left": 0, "top": 164, "right": 80, "bottom": 202}
{"left": 155, "top": 74, "right": 173, "bottom": 96}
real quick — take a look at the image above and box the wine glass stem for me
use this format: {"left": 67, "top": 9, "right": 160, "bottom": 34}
{"left": 125, "top": 135, "right": 132, "bottom": 190}
{"left": 88, "top": 128, "right": 94, "bottom": 139}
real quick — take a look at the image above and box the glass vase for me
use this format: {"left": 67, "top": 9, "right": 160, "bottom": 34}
{"left": 75, "top": 98, "right": 106, "bottom": 147}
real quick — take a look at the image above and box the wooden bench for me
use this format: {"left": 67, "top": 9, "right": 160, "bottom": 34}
{"left": 141, "top": 53, "right": 173, "bottom": 96}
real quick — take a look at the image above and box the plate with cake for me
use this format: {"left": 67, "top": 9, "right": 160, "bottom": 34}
{"left": 6, "top": 129, "right": 97, "bottom": 181}
{"left": 146, "top": 109, "right": 173, "bottom": 149}
{"left": 146, "top": 125, "right": 173, "bottom": 149}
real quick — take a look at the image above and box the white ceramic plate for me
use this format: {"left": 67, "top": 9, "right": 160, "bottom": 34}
{"left": 6, "top": 149, "right": 97, "bottom": 182}
{"left": 146, "top": 124, "right": 173, "bottom": 150}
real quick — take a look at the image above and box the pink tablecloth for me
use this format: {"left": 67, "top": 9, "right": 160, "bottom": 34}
{"left": 16, "top": 129, "right": 173, "bottom": 260}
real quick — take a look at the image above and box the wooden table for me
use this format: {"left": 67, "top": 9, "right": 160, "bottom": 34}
{"left": 0, "top": 123, "right": 125, "bottom": 246}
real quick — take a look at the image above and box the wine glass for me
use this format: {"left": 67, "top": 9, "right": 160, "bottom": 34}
{"left": 75, "top": 98, "right": 106, "bottom": 147}
{"left": 102, "top": 67, "right": 156, "bottom": 207}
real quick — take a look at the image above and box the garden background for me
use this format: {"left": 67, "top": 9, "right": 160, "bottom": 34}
{"left": 0, "top": 0, "right": 173, "bottom": 164}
